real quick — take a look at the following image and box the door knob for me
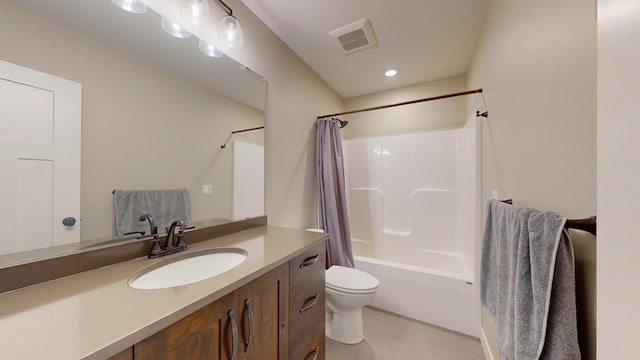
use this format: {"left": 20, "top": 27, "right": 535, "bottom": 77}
{"left": 62, "top": 217, "right": 77, "bottom": 227}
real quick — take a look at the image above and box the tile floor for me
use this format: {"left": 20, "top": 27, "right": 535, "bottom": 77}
{"left": 325, "top": 307, "right": 486, "bottom": 360}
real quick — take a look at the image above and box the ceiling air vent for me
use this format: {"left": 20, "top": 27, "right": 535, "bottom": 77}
{"left": 329, "top": 18, "right": 378, "bottom": 54}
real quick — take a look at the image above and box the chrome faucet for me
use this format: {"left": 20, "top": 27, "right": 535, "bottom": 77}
{"left": 139, "top": 214, "right": 162, "bottom": 258}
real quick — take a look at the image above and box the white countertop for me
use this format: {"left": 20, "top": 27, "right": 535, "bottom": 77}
{"left": 0, "top": 226, "right": 326, "bottom": 360}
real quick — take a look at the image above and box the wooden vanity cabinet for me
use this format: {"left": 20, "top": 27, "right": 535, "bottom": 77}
{"left": 107, "top": 348, "right": 133, "bottom": 360}
{"left": 114, "top": 240, "right": 326, "bottom": 360}
{"left": 237, "top": 263, "right": 289, "bottom": 359}
{"left": 133, "top": 263, "right": 289, "bottom": 360}
{"left": 288, "top": 242, "right": 326, "bottom": 360}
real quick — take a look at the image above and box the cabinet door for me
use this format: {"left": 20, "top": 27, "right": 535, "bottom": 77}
{"left": 134, "top": 296, "right": 226, "bottom": 360}
{"left": 134, "top": 263, "right": 289, "bottom": 360}
{"left": 237, "top": 263, "right": 289, "bottom": 360}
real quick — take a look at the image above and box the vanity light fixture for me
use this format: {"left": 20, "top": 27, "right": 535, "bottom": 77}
{"left": 110, "top": 0, "right": 147, "bottom": 14}
{"left": 113, "top": 0, "right": 229, "bottom": 57}
{"left": 384, "top": 67, "right": 399, "bottom": 77}
{"left": 199, "top": 39, "right": 224, "bottom": 57}
{"left": 161, "top": 17, "right": 192, "bottom": 39}
{"left": 181, "top": 0, "right": 211, "bottom": 26}
{"left": 216, "top": 0, "right": 243, "bottom": 48}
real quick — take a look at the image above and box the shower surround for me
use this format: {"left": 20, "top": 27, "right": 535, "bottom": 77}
{"left": 342, "top": 117, "right": 481, "bottom": 337}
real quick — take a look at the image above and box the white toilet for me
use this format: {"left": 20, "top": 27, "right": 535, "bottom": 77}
{"left": 325, "top": 265, "right": 379, "bottom": 344}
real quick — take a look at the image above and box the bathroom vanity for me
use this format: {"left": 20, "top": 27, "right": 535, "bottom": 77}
{"left": 0, "top": 225, "right": 327, "bottom": 360}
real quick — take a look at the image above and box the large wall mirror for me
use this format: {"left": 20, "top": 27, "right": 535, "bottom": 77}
{"left": 0, "top": 0, "right": 265, "bottom": 265}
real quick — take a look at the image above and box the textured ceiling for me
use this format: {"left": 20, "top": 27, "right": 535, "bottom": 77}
{"left": 242, "top": 0, "right": 491, "bottom": 98}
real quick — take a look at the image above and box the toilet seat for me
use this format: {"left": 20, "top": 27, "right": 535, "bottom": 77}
{"left": 326, "top": 265, "right": 379, "bottom": 294}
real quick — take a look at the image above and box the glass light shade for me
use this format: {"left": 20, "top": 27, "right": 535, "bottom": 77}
{"left": 181, "top": 0, "right": 210, "bottom": 26}
{"left": 198, "top": 39, "right": 223, "bottom": 58}
{"left": 161, "top": 17, "right": 192, "bottom": 39}
{"left": 110, "top": 0, "right": 147, "bottom": 14}
{"left": 218, "top": 16, "right": 243, "bottom": 48}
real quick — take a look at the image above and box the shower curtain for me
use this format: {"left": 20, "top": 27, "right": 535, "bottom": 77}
{"left": 316, "top": 117, "right": 354, "bottom": 268}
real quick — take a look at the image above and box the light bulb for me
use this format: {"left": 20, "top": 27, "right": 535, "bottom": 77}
{"left": 218, "top": 15, "right": 243, "bottom": 48}
{"left": 384, "top": 68, "right": 398, "bottom": 77}
{"left": 110, "top": 0, "right": 147, "bottom": 14}
{"left": 181, "top": 0, "right": 210, "bottom": 26}
{"left": 199, "top": 39, "right": 223, "bottom": 58}
{"left": 161, "top": 17, "right": 192, "bottom": 39}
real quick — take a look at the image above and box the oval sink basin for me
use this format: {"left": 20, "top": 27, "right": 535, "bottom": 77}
{"left": 129, "top": 248, "right": 247, "bottom": 290}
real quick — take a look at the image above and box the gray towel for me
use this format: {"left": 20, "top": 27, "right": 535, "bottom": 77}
{"left": 480, "top": 199, "right": 580, "bottom": 359}
{"left": 114, "top": 188, "right": 190, "bottom": 236}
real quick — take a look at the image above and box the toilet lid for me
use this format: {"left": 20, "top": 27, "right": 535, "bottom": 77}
{"left": 326, "top": 266, "right": 379, "bottom": 293}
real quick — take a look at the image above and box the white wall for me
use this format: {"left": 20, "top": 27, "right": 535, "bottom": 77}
{"left": 467, "top": 0, "right": 596, "bottom": 217}
{"left": 597, "top": 0, "right": 640, "bottom": 358}
{"left": 221, "top": 0, "right": 343, "bottom": 229}
{"left": 342, "top": 75, "right": 468, "bottom": 139}
{"left": 0, "top": 3, "right": 264, "bottom": 240}
{"left": 466, "top": 0, "right": 596, "bottom": 358}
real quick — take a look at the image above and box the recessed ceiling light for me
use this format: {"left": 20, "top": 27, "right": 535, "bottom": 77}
{"left": 384, "top": 68, "right": 398, "bottom": 77}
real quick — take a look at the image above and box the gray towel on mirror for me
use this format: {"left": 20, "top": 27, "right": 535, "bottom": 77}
{"left": 114, "top": 188, "right": 190, "bottom": 236}
{"left": 480, "top": 199, "right": 580, "bottom": 359}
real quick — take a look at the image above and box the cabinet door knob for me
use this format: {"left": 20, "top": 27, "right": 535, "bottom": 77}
{"left": 62, "top": 217, "right": 76, "bottom": 227}
{"left": 228, "top": 310, "right": 238, "bottom": 360}
{"left": 244, "top": 299, "right": 254, "bottom": 353}
{"left": 299, "top": 254, "right": 320, "bottom": 268}
{"left": 299, "top": 293, "right": 320, "bottom": 313}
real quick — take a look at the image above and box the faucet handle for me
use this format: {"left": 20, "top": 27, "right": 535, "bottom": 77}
{"left": 148, "top": 237, "right": 162, "bottom": 259}
{"left": 175, "top": 223, "right": 187, "bottom": 250}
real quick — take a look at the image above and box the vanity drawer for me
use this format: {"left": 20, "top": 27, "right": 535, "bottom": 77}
{"left": 289, "top": 242, "right": 326, "bottom": 349}
{"left": 290, "top": 241, "right": 326, "bottom": 287}
{"left": 290, "top": 280, "right": 325, "bottom": 338}
{"left": 290, "top": 317, "right": 325, "bottom": 360}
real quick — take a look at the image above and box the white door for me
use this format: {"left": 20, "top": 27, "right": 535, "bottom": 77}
{"left": 232, "top": 141, "right": 264, "bottom": 220}
{"left": 0, "top": 60, "right": 81, "bottom": 255}
{"left": 598, "top": 0, "right": 640, "bottom": 357}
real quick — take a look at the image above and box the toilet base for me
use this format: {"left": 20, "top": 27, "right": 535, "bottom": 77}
{"left": 325, "top": 307, "right": 364, "bottom": 344}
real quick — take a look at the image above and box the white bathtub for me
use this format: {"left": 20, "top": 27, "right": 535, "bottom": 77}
{"left": 343, "top": 117, "right": 482, "bottom": 338}
{"left": 352, "top": 239, "right": 478, "bottom": 337}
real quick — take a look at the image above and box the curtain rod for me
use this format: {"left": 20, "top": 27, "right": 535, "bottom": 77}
{"left": 220, "top": 126, "right": 265, "bottom": 149}
{"left": 317, "top": 88, "right": 483, "bottom": 119}
{"left": 231, "top": 125, "right": 264, "bottom": 134}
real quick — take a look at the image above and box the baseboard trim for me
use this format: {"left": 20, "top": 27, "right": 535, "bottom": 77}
{"left": 480, "top": 326, "right": 495, "bottom": 360}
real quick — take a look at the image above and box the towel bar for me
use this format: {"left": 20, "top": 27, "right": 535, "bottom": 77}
{"left": 500, "top": 199, "right": 596, "bottom": 235}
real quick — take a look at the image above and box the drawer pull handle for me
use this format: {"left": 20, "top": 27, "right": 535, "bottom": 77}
{"left": 244, "top": 299, "right": 254, "bottom": 352}
{"left": 305, "top": 346, "right": 320, "bottom": 360}
{"left": 228, "top": 310, "right": 238, "bottom": 360}
{"left": 299, "top": 293, "right": 320, "bottom": 313}
{"left": 299, "top": 254, "right": 320, "bottom": 268}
